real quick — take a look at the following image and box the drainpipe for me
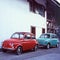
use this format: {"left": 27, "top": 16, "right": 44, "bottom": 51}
{"left": 45, "top": 10, "right": 47, "bottom": 33}
{"left": 45, "top": 0, "right": 48, "bottom": 33}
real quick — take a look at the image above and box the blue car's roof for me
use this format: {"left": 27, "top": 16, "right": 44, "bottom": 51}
{"left": 42, "top": 33, "right": 56, "bottom": 35}
{"left": 41, "top": 33, "right": 57, "bottom": 37}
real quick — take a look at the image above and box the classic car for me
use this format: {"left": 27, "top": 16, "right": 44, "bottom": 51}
{"left": 37, "top": 33, "right": 59, "bottom": 49}
{"left": 2, "top": 32, "right": 38, "bottom": 55}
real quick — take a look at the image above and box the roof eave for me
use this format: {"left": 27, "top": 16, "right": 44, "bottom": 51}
{"left": 51, "top": 0, "right": 60, "bottom": 7}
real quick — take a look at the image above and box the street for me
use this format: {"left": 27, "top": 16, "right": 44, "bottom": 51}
{"left": 0, "top": 44, "right": 60, "bottom": 60}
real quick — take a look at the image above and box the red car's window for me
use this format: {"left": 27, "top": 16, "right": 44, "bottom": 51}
{"left": 31, "top": 36, "right": 35, "bottom": 39}
{"left": 24, "top": 34, "right": 31, "bottom": 39}
{"left": 20, "top": 34, "right": 24, "bottom": 38}
{"left": 11, "top": 33, "right": 19, "bottom": 39}
{"left": 11, "top": 33, "right": 24, "bottom": 39}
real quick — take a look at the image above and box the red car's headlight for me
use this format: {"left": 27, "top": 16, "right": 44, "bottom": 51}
{"left": 9, "top": 43, "right": 14, "bottom": 47}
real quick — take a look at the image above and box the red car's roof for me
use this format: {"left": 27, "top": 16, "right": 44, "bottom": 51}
{"left": 14, "top": 32, "right": 34, "bottom": 35}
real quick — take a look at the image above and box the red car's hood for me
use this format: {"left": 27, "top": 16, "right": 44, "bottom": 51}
{"left": 3, "top": 38, "right": 23, "bottom": 43}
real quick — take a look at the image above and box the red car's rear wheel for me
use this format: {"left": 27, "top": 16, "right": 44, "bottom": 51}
{"left": 32, "top": 45, "right": 38, "bottom": 51}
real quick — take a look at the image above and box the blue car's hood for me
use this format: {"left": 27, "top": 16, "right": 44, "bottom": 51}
{"left": 37, "top": 38, "right": 49, "bottom": 41}
{"left": 36, "top": 38, "right": 50, "bottom": 44}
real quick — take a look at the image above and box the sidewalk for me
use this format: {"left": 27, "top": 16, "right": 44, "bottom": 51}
{"left": 25, "top": 53, "right": 60, "bottom": 60}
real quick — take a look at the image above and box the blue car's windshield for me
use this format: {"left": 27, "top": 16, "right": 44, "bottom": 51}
{"left": 40, "top": 34, "right": 50, "bottom": 38}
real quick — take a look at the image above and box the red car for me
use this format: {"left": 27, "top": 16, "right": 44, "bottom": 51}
{"left": 2, "top": 32, "right": 38, "bottom": 55}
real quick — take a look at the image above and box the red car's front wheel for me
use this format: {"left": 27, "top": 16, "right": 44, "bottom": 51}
{"left": 16, "top": 46, "right": 22, "bottom": 55}
{"left": 2, "top": 49, "right": 7, "bottom": 52}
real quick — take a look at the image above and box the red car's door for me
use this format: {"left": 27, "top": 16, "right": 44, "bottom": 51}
{"left": 22, "top": 34, "right": 34, "bottom": 51}
{"left": 22, "top": 39, "right": 32, "bottom": 51}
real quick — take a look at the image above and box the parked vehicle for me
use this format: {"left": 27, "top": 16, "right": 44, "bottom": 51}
{"left": 2, "top": 32, "right": 38, "bottom": 55}
{"left": 37, "top": 33, "right": 59, "bottom": 49}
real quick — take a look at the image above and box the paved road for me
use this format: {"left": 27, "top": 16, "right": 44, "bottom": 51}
{"left": 0, "top": 44, "right": 60, "bottom": 60}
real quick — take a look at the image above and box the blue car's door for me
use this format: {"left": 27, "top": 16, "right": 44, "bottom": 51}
{"left": 50, "top": 34, "right": 58, "bottom": 46}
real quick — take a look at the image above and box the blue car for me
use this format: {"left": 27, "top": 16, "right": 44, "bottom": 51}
{"left": 37, "top": 33, "right": 59, "bottom": 49}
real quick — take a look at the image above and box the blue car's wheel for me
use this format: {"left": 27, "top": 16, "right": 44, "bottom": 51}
{"left": 56, "top": 44, "right": 58, "bottom": 48}
{"left": 46, "top": 44, "right": 50, "bottom": 49}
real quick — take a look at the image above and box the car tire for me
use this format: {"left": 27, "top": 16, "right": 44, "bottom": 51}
{"left": 56, "top": 44, "right": 58, "bottom": 48}
{"left": 16, "top": 46, "right": 22, "bottom": 55}
{"left": 2, "top": 49, "right": 7, "bottom": 52}
{"left": 46, "top": 44, "right": 50, "bottom": 49}
{"left": 32, "top": 45, "right": 38, "bottom": 51}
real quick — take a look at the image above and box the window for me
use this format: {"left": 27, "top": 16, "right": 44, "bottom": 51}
{"left": 51, "top": 34, "right": 58, "bottom": 38}
{"left": 11, "top": 33, "right": 19, "bottom": 39}
{"left": 36, "top": 4, "right": 45, "bottom": 16}
{"left": 40, "top": 34, "right": 50, "bottom": 38}
{"left": 20, "top": 34, "right": 24, "bottom": 38}
{"left": 29, "top": 0, "right": 36, "bottom": 13}
{"left": 11, "top": 33, "right": 24, "bottom": 39}
{"left": 31, "top": 36, "right": 35, "bottom": 39}
{"left": 25, "top": 34, "right": 31, "bottom": 39}
{"left": 28, "top": 0, "right": 45, "bottom": 16}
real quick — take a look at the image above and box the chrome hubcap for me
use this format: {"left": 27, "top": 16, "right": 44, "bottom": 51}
{"left": 47, "top": 44, "right": 50, "bottom": 49}
{"left": 17, "top": 47, "right": 21, "bottom": 54}
{"left": 56, "top": 44, "right": 58, "bottom": 47}
{"left": 35, "top": 45, "right": 37, "bottom": 50}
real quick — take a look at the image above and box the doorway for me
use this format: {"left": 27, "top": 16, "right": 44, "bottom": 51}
{"left": 42, "top": 28, "right": 45, "bottom": 33}
{"left": 31, "top": 26, "right": 36, "bottom": 36}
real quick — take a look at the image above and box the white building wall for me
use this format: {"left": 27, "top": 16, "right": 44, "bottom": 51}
{"left": 0, "top": 0, "right": 46, "bottom": 48}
